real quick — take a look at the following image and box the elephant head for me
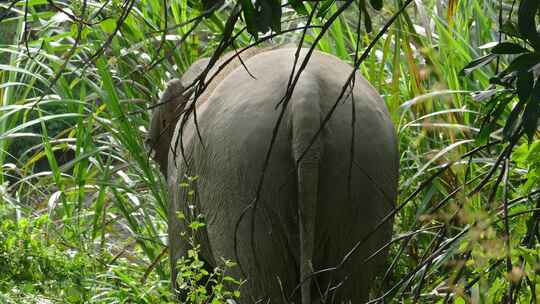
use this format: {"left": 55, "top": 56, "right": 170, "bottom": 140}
{"left": 146, "top": 79, "right": 185, "bottom": 176}
{"left": 146, "top": 47, "right": 276, "bottom": 176}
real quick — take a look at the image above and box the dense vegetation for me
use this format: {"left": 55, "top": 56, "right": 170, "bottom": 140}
{"left": 0, "top": 0, "right": 539, "bottom": 303}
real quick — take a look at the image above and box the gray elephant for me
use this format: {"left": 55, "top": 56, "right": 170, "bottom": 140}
{"left": 147, "top": 47, "right": 398, "bottom": 304}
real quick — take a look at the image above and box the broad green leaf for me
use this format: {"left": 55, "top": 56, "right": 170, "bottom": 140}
{"left": 370, "top": 0, "right": 383, "bottom": 10}
{"left": 522, "top": 80, "right": 540, "bottom": 142}
{"left": 240, "top": 0, "right": 258, "bottom": 37}
{"left": 478, "top": 95, "right": 512, "bottom": 143}
{"left": 459, "top": 53, "right": 497, "bottom": 76}
{"left": 501, "top": 21, "right": 522, "bottom": 38}
{"left": 100, "top": 18, "right": 117, "bottom": 34}
{"left": 512, "top": 142, "right": 529, "bottom": 166}
{"left": 502, "top": 98, "right": 525, "bottom": 140}
{"left": 491, "top": 42, "right": 530, "bottom": 54}
{"left": 505, "top": 53, "right": 540, "bottom": 74}
{"left": 289, "top": 0, "right": 308, "bottom": 15}
{"left": 454, "top": 296, "right": 466, "bottom": 304}
{"left": 202, "top": 0, "right": 224, "bottom": 11}
{"left": 361, "top": 3, "right": 372, "bottom": 33}
{"left": 518, "top": 0, "right": 540, "bottom": 50}
{"left": 258, "top": 0, "right": 281, "bottom": 33}
{"left": 317, "top": 0, "right": 336, "bottom": 18}
{"left": 517, "top": 71, "right": 534, "bottom": 103}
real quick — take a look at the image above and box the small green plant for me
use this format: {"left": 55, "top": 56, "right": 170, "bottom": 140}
{"left": 175, "top": 248, "right": 242, "bottom": 304}
{"left": 0, "top": 202, "right": 94, "bottom": 303}
{"left": 0, "top": 201, "right": 174, "bottom": 303}
{"left": 174, "top": 176, "right": 243, "bottom": 304}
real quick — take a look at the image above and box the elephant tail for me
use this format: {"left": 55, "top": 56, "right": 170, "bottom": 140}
{"left": 291, "top": 82, "right": 321, "bottom": 304}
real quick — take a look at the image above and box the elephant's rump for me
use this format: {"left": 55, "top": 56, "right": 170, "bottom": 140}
{"left": 171, "top": 48, "right": 397, "bottom": 303}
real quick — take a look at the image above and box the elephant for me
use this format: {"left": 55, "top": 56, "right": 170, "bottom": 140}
{"left": 146, "top": 46, "right": 398, "bottom": 303}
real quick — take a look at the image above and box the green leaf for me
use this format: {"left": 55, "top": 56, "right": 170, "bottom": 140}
{"left": 454, "top": 297, "right": 466, "bottom": 304}
{"left": 188, "top": 221, "right": 206, "bottom": 230}
{"left": 240, "top": 0, "right": 258, "bottom": 37}
{"left": 517, "top": 71, "right": 534, "bottom": 102}
{"left": 241, "top": 0, "right": 282, "bottom": 35}
{"left": 528, "top": 141, "right": 540, "bottom": 163}
{"left": 268, "top": 0, "right": 282, "bottom": 33}
{"left": 512, "top": 142, "right": 530, "bottom": 166}
{"left": 369, "top": 0, "right": 383, "bottom": 10}
{"left": 522, "top": 79, "right": 540, "bottom": 142}
{"left": 459, "top": 53, "right": 497, "bottom": 76}
{"left": 100, "top": 18, "right": 116, "bottom": 34}
{"left": 176, "top": 211, "right": 185, "bottom": 220}
{"left": 478, "top": 96, "right": 512, "bottom": 143}
{"left": 502, "top": 99, "right": 525, "bottom": 140}
{"left": 501, "top": 21, "right": 522, "bottom": 38}
{"left": 515, "top": 246, "right": 540, "bottom": 268}
{"left": 505, "top": 52, "right": 540, "bottom": 74}
{"left": 502, "top": 72, "right": 534, "bottom": 140}
{"left": 360, "top": 2, "right": 372, "bottom": 33}
{"left": 202, "top": 0, "right": 224, "bottom": 11}
{"left": 317, "top": 0, "right": 336, "bottom": 18}
{"left": 289, "top": 0, "right": 308, "bottom": 16}
{"left": 518, "top": 0, "right": 540, "bottom": 50}
{"left": 491, "top": 42, "right": 530, "bottom": 54}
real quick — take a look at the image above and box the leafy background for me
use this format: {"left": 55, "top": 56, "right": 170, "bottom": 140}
{"left": 0, "top": 0, "right": 539, "bottom": 303}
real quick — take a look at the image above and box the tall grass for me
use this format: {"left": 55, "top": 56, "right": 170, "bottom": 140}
{"left": 0, "top": 0, "right": 538, "bottom": 303}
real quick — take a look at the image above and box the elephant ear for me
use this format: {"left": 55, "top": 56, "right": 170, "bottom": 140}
{"left": 146, "top": 79, "right": 186, "bottom": 176}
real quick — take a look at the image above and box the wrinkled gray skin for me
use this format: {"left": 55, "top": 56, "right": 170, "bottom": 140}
{"left": 147, "top": 47, "right": 398, "bottom": 304}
